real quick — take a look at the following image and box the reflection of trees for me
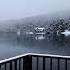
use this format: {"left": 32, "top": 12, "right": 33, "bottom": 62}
{"left": 4, "top": 17, "right": 70, "bottom": 45}
{"left": 45, "top": 18, "right": 70, "bottom": 45}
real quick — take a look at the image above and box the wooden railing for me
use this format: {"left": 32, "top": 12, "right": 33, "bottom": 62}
{"left": 0, "top": 53, "right": 70, "bottom": 70}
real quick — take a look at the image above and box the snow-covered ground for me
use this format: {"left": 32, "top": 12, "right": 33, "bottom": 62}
{"left": 61, "top": 30, "right": 70, "bottom": 36}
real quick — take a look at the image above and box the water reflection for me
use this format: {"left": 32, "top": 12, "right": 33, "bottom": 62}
{"left": 35, "top": 35, "right": 45, "bottom": 40}
{"left": 0, "top": 33, "right": 70, "bottom": 60}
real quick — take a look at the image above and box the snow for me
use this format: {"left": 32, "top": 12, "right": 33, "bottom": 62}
{"left": 34, "top": 27, "right": 45, "bottom": 30}
{"left": 61, "top": 30, "right": 70, "bottom": 36}
{"left": 17, "top": 29, "right": 20, "bottom": 36}
{"left": 26, "top": 32, "right": 34, "bottom": 34}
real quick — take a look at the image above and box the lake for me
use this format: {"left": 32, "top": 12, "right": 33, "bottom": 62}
{"left": 0, "top": 33, "right": 70, "bottom": 60}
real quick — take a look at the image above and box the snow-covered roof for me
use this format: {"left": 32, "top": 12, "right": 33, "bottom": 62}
{"left": 34, "top": 27, "right": 45, "bottom": 31}
{"left": 34, "top": 27, "right": 45, "bottom": 30}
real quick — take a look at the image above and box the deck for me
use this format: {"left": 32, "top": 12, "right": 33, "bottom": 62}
{"left": 0, "top": 53, "right": 70, "bottom": 70}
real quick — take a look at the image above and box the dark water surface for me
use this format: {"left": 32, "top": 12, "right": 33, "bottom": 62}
{"left": 0, "top": 34, "right": 70, "bottom": 60}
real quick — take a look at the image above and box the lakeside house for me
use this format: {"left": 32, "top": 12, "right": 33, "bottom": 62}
{"left": 25, "top": 27, "right": 46, "bottom": 35}
{"left": 24, "top": 27, "right": 46, "bottom": 40}
{"left": 34, "top": 27, "right": 46, "bottom": 35}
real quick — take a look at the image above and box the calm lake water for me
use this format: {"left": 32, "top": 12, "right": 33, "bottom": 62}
{"left": 0, "top": 34, "right": 70, "bottom": 60}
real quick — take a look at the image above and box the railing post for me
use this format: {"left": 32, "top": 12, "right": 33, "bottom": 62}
{"left": 0, "top": 64, "right": 1, "bottom": 70}
{"left": 23, "top": 55, "right": 32, "bottom": 70}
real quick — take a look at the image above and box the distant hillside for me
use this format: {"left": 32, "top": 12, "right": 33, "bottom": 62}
{"left": 0, "top": 10, "right": 70, "bottom": 33}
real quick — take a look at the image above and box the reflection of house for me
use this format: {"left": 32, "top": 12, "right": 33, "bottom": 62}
{"left": 35, "top": 35, "right": 45, "bottom": 40}
{"left": 34, "top": 27, "right": 46, "bottom": 35}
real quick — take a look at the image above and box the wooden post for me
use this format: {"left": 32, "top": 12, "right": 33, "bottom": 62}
{"left": 23, "top": 55, "right": 32, "bottom": 70}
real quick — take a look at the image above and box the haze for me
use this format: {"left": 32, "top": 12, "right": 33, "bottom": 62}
{"left": 0, "top": 0, "right": 70, "bottom": 21}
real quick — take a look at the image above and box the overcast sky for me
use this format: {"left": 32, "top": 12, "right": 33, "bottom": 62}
{"left": 0, "top": 0, "right": 70, "bottom": 21}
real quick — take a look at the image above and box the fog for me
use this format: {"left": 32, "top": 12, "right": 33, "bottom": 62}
{"left": 0, "top": 0, "right": 70, "bottom": 21}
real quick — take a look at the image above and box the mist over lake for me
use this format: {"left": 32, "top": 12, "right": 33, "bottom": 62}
{"left": 0, "top": 12, "right": 70, "bottom": 60}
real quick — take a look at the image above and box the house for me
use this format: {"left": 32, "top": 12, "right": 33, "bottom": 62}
{"left": 34, "top": 27, "right": 46, "bottom": 35}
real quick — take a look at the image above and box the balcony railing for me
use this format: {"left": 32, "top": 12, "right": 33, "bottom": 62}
{"left": 0, "top": 53, "right": 70, "bottom": 70}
